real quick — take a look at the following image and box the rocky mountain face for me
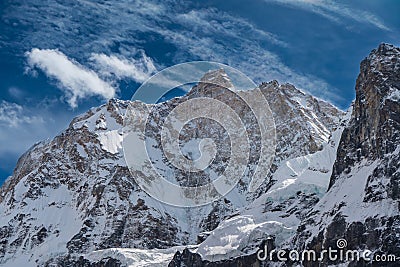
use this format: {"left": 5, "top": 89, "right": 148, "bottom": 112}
{"left": 166, "top": 80, "right": 345, "bottom": 265}
{"left": 165, "top": 95, "right": 346, "bottom": 266}
{"left": 289, "top": 43, "right": 400, "bottom": 266}
{"left": 0, "top": 99, "right": 187, "bottom": 266}
{"left": 260, "top": 81, "right": 341, "bottom": 164}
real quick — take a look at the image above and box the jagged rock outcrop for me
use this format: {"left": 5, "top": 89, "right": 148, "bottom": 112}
{"left": 290, "top": 43, "right": 400, "bottom": 267}
{"left": 168, "top": 247, "right": 262, "bottom": 267}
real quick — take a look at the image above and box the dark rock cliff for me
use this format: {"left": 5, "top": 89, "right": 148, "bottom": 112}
{"left": 292, "top": 43, "right": 400, "bottom": 267}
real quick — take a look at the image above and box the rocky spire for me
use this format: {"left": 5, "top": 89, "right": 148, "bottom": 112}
{"left": 291, "top": 43, "right": 400, "bottom": 266}
{"left": 329, "top": 43, "right": 400, "bottom": 188}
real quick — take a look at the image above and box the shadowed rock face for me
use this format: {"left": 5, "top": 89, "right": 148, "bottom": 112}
{"left": 168, "top": 247, "right": 262, "bottom": 267}
{"left": 330, "top": 43, "right": 400, "bottom": 189}
{"left": 290, "top": 43, "right": 400, "bottom": 267}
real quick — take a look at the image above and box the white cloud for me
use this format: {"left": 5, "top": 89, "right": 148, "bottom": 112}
{"left": 90, "top": 52, "right": 157, "bottom": 83}
{"left": 26, "top": 48, "right": 116, "bottom": 108}
{"left": 0, "top": 101, "right": 43, "bottom": 128}
{"left": 266, "top": 0, "right": 390, "bottom": 31}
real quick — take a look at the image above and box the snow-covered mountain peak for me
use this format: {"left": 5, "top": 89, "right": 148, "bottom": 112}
{"left": 0, "top": 65, "right": 347, "bottom": 266}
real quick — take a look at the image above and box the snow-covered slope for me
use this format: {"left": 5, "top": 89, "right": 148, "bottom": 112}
{"left": 178, "top": 122, "right": 345, "bottom": 263}
{"left": 0, "top": 100, "right": 189, "bottom": 266}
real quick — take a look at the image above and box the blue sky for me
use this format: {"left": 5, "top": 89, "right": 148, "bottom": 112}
{"left": 0, "top": 0, "right": 399, "bottom": 183}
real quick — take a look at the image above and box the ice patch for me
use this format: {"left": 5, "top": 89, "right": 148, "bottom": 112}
{"left": 85, "top": 246, "right": 189, "bottom": 267}
{"left": 97, "top": 130, "right": 123, "bottom": 154}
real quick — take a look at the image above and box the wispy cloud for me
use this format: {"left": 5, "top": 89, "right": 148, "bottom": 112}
{"left": 90, "top": 51, "right": 157, "bottom": 83}
{"left": 266, "top": 0, "right": 390, "bottom": 31}
{"left": 8, "top": 87, "right": 25, "bottom": 100}
{"left": 159, "top": 9, "right": 343, "bottom": 103}
{"left": 0, "top": 101, "right": 63, "bottom": 165}
{"left": 175, "top": 8, "right": 288, "bottom": 47}
{"left": 0, "top": 100, "right": 43, "bottom": 128}
{"left": 26, "top": 48, "right": 116, "bottom": 108}
{"left": 14, "top": 1, "right": 350, "bottom": 105}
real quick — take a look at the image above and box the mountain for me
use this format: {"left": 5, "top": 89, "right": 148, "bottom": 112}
{"left": 1, "top": 43, "right": 398, "bottom": 267}
{"left": 0, "top": 64, "right": 342, "bottom": 266}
